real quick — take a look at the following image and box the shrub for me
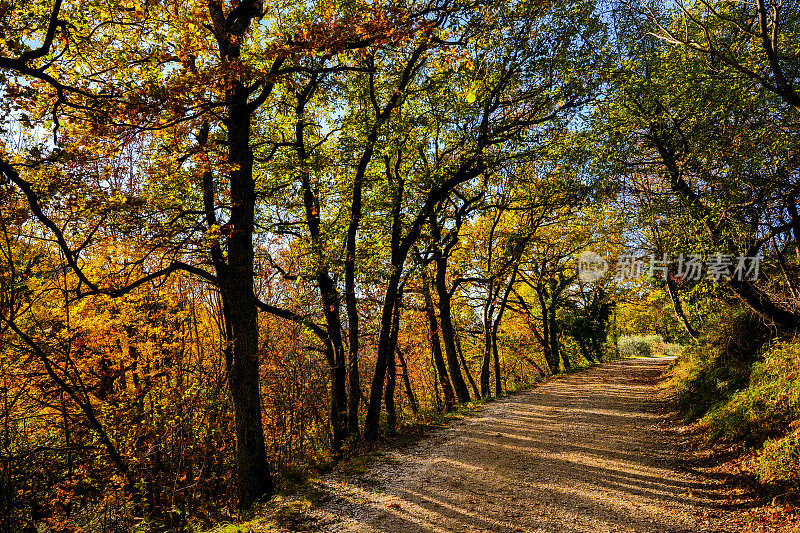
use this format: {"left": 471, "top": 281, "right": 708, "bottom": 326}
{"left": 617, "top": 334, "right": 683, "bottom": 358}
{"left": 618, "top": 335, "right": 653, "bottom": 358}
{"left": 756, "top": 431, "right": 800, "bottom": 485}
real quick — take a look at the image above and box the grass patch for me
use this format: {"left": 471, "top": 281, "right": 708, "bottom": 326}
{"left": 667, "top": 310, "right": 800, "bottom": 493}
{"left": 701, "top": 341, "right": 800, "bottom": 445}
{"left": 757, "top": 430, "right": 800, "bottom": 486}
{"left": 197, "top": 466, "right": 327, "bottom": 533}
{"left": 698, "top": 341, "right": 800, "bottom": 489}
{"left": 204, "top": 518, "right": 275, "bottom": 533}
{"left": 198, "top": 491, "right": 324, "bottom": 533}
{"left": 666, "top": 310, "right": 772, "bottom": 422}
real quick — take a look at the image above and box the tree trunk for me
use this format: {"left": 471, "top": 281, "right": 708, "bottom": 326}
{"left": 665, "top": 275, "right": 699, "bottom": 340}
{"left": 455, "top": 333, "right": 480, "bottom": 400}
{"left": 396, "top": 346, "right": 418, "bottom": 415}
{"left": 492, "top": 268, "right": 517, "bottom": 397}
{"left": 548, "top": 302, "right": 567, "bottom": 371}
{"left": 319, "top": 285, "right": 347, "bottom": 457}
{"left": 431, "top": 354, "right": 442, "bottom": 412}
{"left": 536, "top": 289, "right": 560, "bottom": 374}
{"left": 421, "top": 269, "right": 455, "bottom": 411}
{"left": 222, "top": 288, "right": 271, "bottom": 512}
{"left": 492, "top": 328, "right": 502, "bottom": 396}
{"left": 589, "top": 335, "right": 604, "bottom": 362}
{"left": 385, "top": 285, "right": 404, "bottom": 435}
{"left": 788, "top": 197, "right": 800, "bottom": 262}
{"left": 363, "top": 173, "right": 408, "bottom": 441}
{"left": 362, "top": 276, "right": 400, "bottom": 440}
{"left": 221, "top": 79, "right": 273, "bottom": 508}
{"left": 385, "top": 344, "right": 397, "bottom": 434}
{"left": 435, "top": 257, "right": 471, "bottom": 403}
{"left": 344, "top": 158, "right": 366, "bottom": 441}
{"left": 576, "top": 335, "right": 596, "bottom": 364}
{"left": 480, "top": 318, "right": 493, "bottom": 398}
{"left": 345, "top": 48, "right": 430, "bottom": 440}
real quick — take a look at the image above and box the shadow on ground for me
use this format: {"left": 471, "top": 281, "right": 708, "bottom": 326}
{"left": 315, "top": 358, "right": 729, "bottom": 533}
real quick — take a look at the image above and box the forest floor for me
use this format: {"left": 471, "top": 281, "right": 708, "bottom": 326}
{"left": 307, "top": 357, "right": 771, "bottom": 533}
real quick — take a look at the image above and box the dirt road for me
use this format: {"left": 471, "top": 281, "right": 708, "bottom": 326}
{"left": 314, "top": 357, "right": 727, "bottom": 533}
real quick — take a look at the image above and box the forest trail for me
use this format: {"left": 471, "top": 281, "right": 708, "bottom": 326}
{"left": 313, "top": 358, "right": 728, "bottom": 533}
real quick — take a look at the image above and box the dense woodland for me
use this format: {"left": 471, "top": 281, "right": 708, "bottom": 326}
{"left": 0, "top": 0, "right": 799, "bottom": 530}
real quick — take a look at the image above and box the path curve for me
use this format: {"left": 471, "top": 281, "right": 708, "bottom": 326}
{"left": 314, "top": 357, "right": 726, "bottom": 533}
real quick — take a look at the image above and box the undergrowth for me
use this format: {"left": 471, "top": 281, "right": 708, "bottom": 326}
{"left": 667, "top": 310, "right": 800, "bottom": 489}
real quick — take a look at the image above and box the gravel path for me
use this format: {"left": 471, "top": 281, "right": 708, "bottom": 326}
{"left": 313, "top": 357, "right": 727, "bottom": 532}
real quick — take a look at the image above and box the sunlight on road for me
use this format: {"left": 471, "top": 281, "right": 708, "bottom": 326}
{"left": 315, "top": 358, "right": 721, "bottom": 533}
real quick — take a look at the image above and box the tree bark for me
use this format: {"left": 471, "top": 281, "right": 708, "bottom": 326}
{"left": 480, "top": 310, "right": 494, "bottom": 398}
{"left": 550, "top": 302, "right": 568, "bottom": 371}
{"left": 385, "top": 285, "right": 404, "bottom": 434}
{"left": 396, "top": 346, "right": 418, "bottom": 415}
{"left": 435, "top": 254, "right": 471, "bottom": 403}
{"left": 492, "top": 330, "right": 502, "bottom": 396}
{"left": 589, "top": 335, "right": 604, "bottom": 363}
{"left": 206, "top": 3, "right": 282, "bottom": 507}
{"left": 787, "top": 198, "right": 800, "bottom": 262}
{"left": 455, "top": 333, "right": 480, "bottom": 400}
{"left": 665, "top": 275, "right": 700, "bottom": 340}
{"left": 536, "top": 288, "right": 560, "bottom": 374}
{"left": 421, "top": 267, "right": 456, "bottom": 411}
{"left": 576, "top": 335, "right": 596, "bottom": 364}
{"left": 221, "top": 77, "right": 274, "bottom": 508}
{"left": 492, "top": 268, "right": 517, "bottom": 396}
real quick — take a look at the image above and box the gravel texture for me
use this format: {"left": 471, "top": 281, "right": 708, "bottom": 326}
{"left": 312, "top": 357, "right": 730, "bottom": 532}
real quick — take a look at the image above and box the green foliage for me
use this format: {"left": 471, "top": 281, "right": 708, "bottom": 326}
{"left": 757, "top": 431, "right": 800, "bottom": 486}
{"left": 618, "top": 335, "right": 681, "bottom": 359}
{"left": 615, "top": 291, "right": 686, "bottom": 342}
{"left": 618, "top": 335, "right": 655, "bottom": 358}
{"left": 617, "top": 335, "right": 682, "bottom": 359}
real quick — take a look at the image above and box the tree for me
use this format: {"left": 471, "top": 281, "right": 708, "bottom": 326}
{"left": 428, "top": 197, "right": 479, "bottom": 403}
{"left": 647, "top": 0, "right": 800, "bottom": 112}
{"left": 601, "top": 3, "right": 800, "bottom": 334}
{"left": 0, "top": 0, "right": 428, "bottom": 508}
